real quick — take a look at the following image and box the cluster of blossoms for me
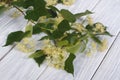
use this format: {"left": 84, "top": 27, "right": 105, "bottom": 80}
{"left": 38, "top": 14, "right": 64, "bottom": 30}
{"left": 42, "top": 41, "right": 69, "bottom": 69}
{"left": 16, "top": 38, "right": 36, "bottom": 53}
{"left": 93, "top": 23, "right": 106, "bottom": 34}
{"left": 86, "top": 16, "right": 108, "bottom": 56}
{"left": 0, "top": 0, "right": 17, "bottom": 7}
{"left": 45, "top": 0, "right": 76, "bottom": 6}
{"left": 72, "top": 23, "right": 86, "bottom": 33}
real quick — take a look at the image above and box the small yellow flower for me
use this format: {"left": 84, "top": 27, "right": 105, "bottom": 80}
{"left": 98, "top": 39, "right": 108, "bottom": 52}
{"left": 45, "top": 0, "right": 58, "bottom": 6}
{"left": 43, "top": 44, "right": 69, "bottom": 69}
{"left": 91, "top": 41, "right": 97, "bottom": 51}
{"left": 87, "top": 15, "right": 93, "bottom": 26}
{"left": 94, "top": 23, "right": 105, "bottom": 33}
{"left": 16, "top": 38, "right": 36, "bottom": 53}
{"left": 0, "top": 2, "right": 5, "bottom": 6}
{"left": 86, "top": 50, "right": 92, "bottom": 57}
{"left": 72, "top": 23, "right": 85, "bottom": 33}
{"left": 0, "top": 2, "right": 8, "bottom": 7}
{"left": 55, "top": 14, "right": 64, "bottom": 24}
{"left": 62, "top": 0, "right": 75, "bottom": 5}
{"left": 38, "top": 16, "right": 47, "bottom": 23}
{"left": 43, "top": 39, "right": 50, "bottom": 45}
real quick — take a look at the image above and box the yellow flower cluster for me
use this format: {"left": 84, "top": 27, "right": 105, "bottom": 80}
{"left": 62, "top": 0, "right": 76, "bottom": 5}
{"left": 72, "top": 23, "right": 86, "bottom": 33}
{"left": 93, "top": 23, "right": 105, "bottom": 34}
{"left": 0, "top": 2, "right": 8, "bottom": 7}
{"left": 98, "top": 39, "right": 108, "bottom": 52}
{"left": 86, "top": 39, "right": 108, "bottom": 56}
{"left": 0, "top": 0, "right": 17, "bottom": 6}
{"left": 86, "top": 41, "right": 97, "bottom": 56}
{"left": 38, "top": 16, "right": 47, "bottom": 23}
{"left": 87, "top": 15, "right": 94, "bottom": 26}
{"left": 43, "top": 43, "right": 69, "bottom": 69}
{"left": 45, "top": 0, "right": 58, "bottom": 6}
{"left": 54, "top": 14, "right": 64, "bottom": 29}
{"left": 45, "top": 0, "right": 75, "bottom": 6}
{"left": 38, "top": 14, "right": 64, "bottom": 29}
{"left": 16, "top": 38, "right": 36, "bottom": 53}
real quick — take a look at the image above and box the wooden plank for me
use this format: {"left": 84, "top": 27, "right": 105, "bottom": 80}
{"left": 92, "top": 32, "right": 120, "bottom": 80}
{"left": 0, "top": 8, "right": 27, "bottom": 59}
{"left": 0, "top": 0, "right": 101, "bottom": 80}
{"left": 75, "top": 0, "right": 120, "bottom": 80}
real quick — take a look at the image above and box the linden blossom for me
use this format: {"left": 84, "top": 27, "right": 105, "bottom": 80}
{"left": 1, "top": 0, "right": 112, "bottom": 75}
{"left": 45, "top": 0, "right": 76, "bottom": 6}
{"left": 45, "top": 0, "right": 58, "bottom": 6}
{"left": 43, "top": 44, "right": 69, "bottom": 69}
{"left": 62, "top": 0, "right": 76, "bottom": 5}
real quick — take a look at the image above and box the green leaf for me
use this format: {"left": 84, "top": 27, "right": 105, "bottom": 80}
{"left": 57, "top": 20, "right": 71, "bottom": 33}
{"left": 63, "top": 32, "right": 78, "bottom": 45}
{"left": 24, "top": 0, "right": 49, "bottom": 21}
{"left": 57, "top": 0, "right": 63, "bottom": 3}
{"left": 91, "top": 36, "right": 102, "bottom": 44}
{"left": 29, "top": 50, "right": 46, "bottom": 66}
{"left": 25, "top": 23, "right": 33, "bottom": 37}
{"left": 60, "top": 9, "right": 76, "bottom": 22}
{"left": 33, "top": 23, "right": 54, "bottom": 34}
{"left": 0, "top": 6, "right": 7, "bottom": 14}
{"left": 12, "top": 0, "right": 48, "bottom": 21}
{"left": 47, "top": 9, "right": 57, "bottom": 18}
{"left": 66, "top": 41, "right": 81, "bottom": 54}
{"left": 29, "top": 50, "right": 44, "bottom": 58}
{"left": 48, "top": 6, "right": 60, "bottom": 12}
{"left": 64, "top": 53, "right": 76, "bottom": 75}
{"left": 34, "top": 55, "right": 46, "bottom": 66}
{"left": 86, "top": 24, "right": 93, "bottom": 32}
{"left": 40, "top": 36, "right": 49, "bottom": 40}
{"left": 74, "top": 10, "right": 93, "bottom": 18}
{"left": 12, "top": 0, "right": 26, "bottom": 8}
{"left": 52, "top": 20, "right": 71, "bottom": 39}
{"left": 4, "top": 31, "right": 25, "bottom": 46}
{"left": 32, "top": 23, "right": 44, "bottom": 34}
{"left": 47, "top": 6, "right": 59, "bottom": 18}
{"left": 103, "top": 31, "right": 113, "bottom": 37}
{"left": 57, "top": 40, "right": 69, "bottom": 47}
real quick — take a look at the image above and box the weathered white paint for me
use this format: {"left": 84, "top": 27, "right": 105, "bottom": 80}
{"left": 0, "top": 0, "right": 120, "bottom": 80}
{"left": 92, "top": 32, "right": 120, "bottom": 80}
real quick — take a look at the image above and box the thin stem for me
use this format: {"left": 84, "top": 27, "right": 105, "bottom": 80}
{"left": 13, "top": 5, "right": 36, "bottom": 25}
{"left": 36, "top": 65, "right": 49, "bottom": 80}
{"left": 13, "top": 5, "right": 25, "bottom": 16}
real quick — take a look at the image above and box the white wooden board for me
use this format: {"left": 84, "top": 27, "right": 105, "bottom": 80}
{"left": 0, "top": 0, "right": 120, "bottom": 80}
{"left": 92, "top": 32, "right": 120, "bottom": 80}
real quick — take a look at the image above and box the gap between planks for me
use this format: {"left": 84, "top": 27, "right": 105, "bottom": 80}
{"left": 90, "top": 31, "right": 120, "bottom": 80}
{"left": 1, "top": 0, "right": 116, "bottom": 80}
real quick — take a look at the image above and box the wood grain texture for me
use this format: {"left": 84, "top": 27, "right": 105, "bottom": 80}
{"left": 0, "top": 8, "right": 27, "bottom": 59}
{"left": 92, "top": 32, "right": 120, "bottom": 80}
{"left": 75, "top": 0, "right": 120, "bottom": 80}
{"left": 0, "top": 0, "right": 120, "bottom": 80}
{"left": 0, "top": 0, "right": 101, "bottom": 80}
